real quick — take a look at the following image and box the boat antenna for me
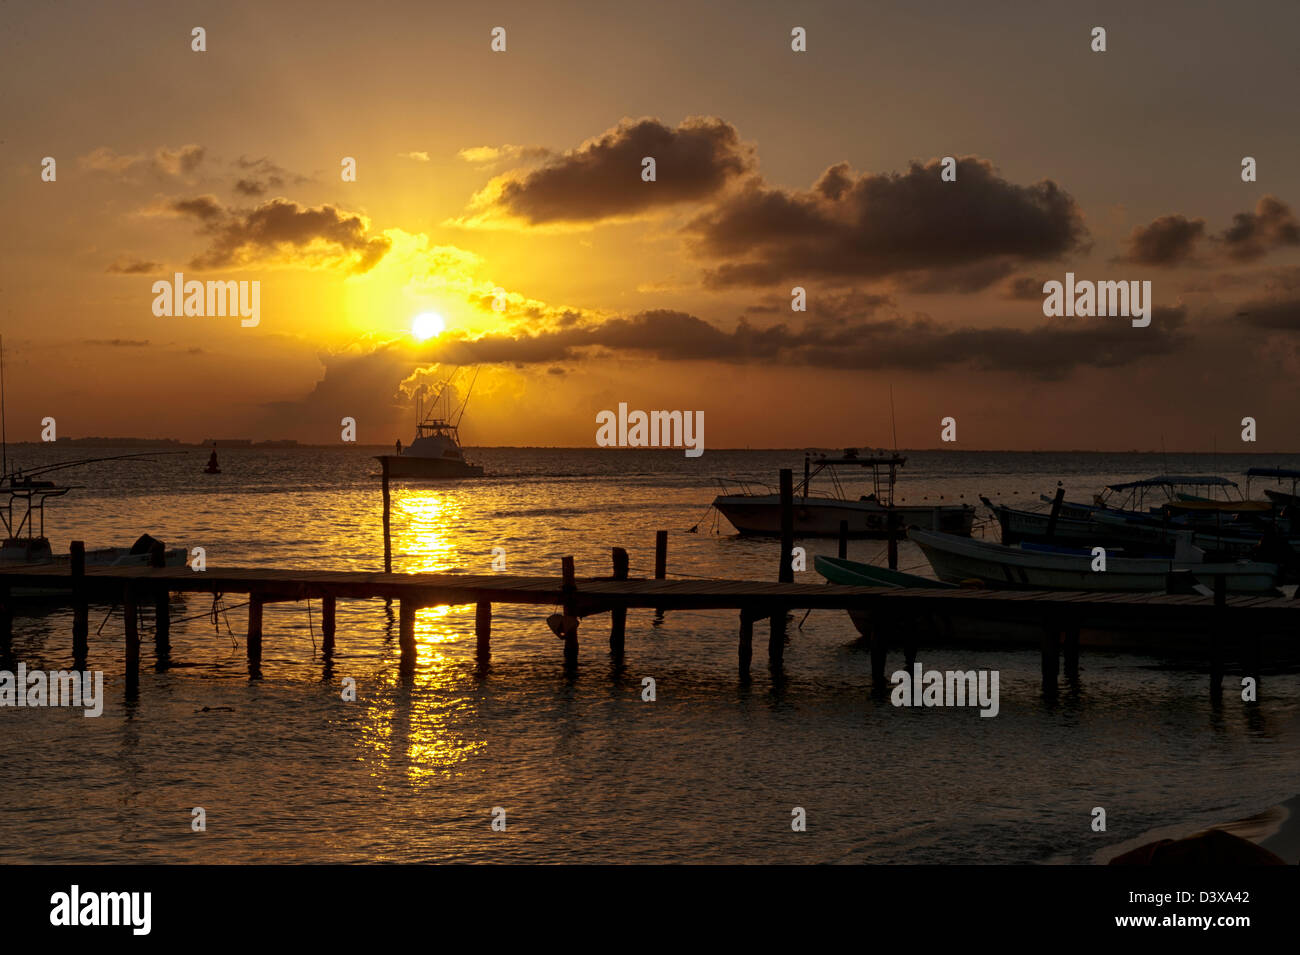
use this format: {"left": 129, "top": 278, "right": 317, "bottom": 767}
{"left": 888, "top": 383, "right": 898, "bottom": 453}
{"left": 453, "top": 366, "right": 480, "bottom": 428}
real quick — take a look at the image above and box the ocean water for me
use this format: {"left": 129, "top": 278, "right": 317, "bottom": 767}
{"left": 2, "top": 447, "right": 1299, "bottom": 864}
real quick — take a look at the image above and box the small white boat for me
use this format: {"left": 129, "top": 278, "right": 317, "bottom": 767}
{"left": 910, "top": 528, "right": 1281, "bottom": 594}
{"left": 713, "top": 450, "right": 974, "bottom": 538}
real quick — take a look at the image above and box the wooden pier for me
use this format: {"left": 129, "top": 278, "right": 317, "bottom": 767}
{"left": 1, "top": 540, "right": 1298, "bottom": 701}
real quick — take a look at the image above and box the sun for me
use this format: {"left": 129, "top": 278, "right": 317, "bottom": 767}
{"left": 411, "top": 311, "right": 445, "bottom": 341}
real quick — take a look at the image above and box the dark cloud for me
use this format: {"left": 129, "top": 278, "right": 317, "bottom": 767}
{"left": 153, "top": 145, "right": 205, "bottom": 176}
{"left": 230, "top": 156, "right": 308, "bottom": 197}
{"left": 171, "top": 196, "right": 391, "bottom": 272}
{"left": 1119, "top": 214, "right": 1205, "bottom": 265}
{"left": 106, "top": 258, "right": 161, "bottom": 274}
{"left": 1234, "top": 297, "right": 1300, "bottom": 330}
{"left": 85, "top": 339, "right": 150, "bottom": 347}
{"left": 1002, "top": 275, "right": 1046, "bottom": 300}
{"left": 476, "top": 116, "right": 755, "bottom": 224}
{"left": 687, "top": 156, "right": 1088, "bottom": 288}
{"left": 1216, "top": 196, "right": 1300, "bottom": 262}
{"left": 234, "top": 179, "right": 266, "bottom": 196}
{"left": 744, "top": 288, "right": 895, "bottom": 321}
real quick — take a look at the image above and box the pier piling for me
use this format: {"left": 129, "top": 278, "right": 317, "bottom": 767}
{"left": 124, "top": 585, "right": 140, "bottom": 693}
{"left": 476, "top": 600, "right": 491, "bottom": 661}
{"left": 609, "top": 547, "right": 628, "bottom": 656}
{"left": 1064, "top": 624, "right": 1080, "bottom": 680}
{"left": 770, "top": 468, "right": 794, "bottom": 661}
{"left": 1211, "top": 575, "right": 1225, "bottom": 699}
{"left": 398, "top": 599, "right": 416, "bottom": 669}
{"left": 71, "top": 541, "right": 88, "bottom": 660}
{"left": 870, "top": 617, "right": 889, "bottom": 687}
{"left": 381, "top": 458, "right": 392, "bottom": 574}
{"left": 738, "top": 610, "right": 753, "bottom": 674}
{"left": 561, "top": 556, "right": 579, "bottom": 666}
{"left": 247, "top": 595, "right": 264, "bottom": 674}
{"left": 1041, "top": 622, "right": 1060, "bottom": 694}
{"left": 150, "top": 541, "right": 170, "bottom": 660}
{"left": 320, "top": 594, "right": 336, "bottom": 656}
{"left": 0, "top": 586, "right": 11, "bottom": 655}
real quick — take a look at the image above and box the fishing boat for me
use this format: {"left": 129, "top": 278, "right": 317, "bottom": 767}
{"left": 814, "top": 554, "right": 955, "bottom": 589}
{"left": 910, "top": 527, "right": 1282, "bottom": 594}
{"left": 375, "top": 371, "right": 485, "bottom": 479}
{"left": 713, "top": 450, "right": 975, "bottom": 538}
{"left": 1246, "top": 467, "right": 1300, "bottom": 510}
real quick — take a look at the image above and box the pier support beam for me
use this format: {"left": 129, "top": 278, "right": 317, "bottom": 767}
{"left": 476, "top": 601, "right": 492, "bottom": 661}
{"left": 320, "top": 594, "right": 336, "bottom": 656}
{"left": 124, "top": 585, "right": 140, "bottom": 695}
{"left": 150, "top": 541, "right": 170, "bottom": 662}
{"left": 561, "top": 556, "right": 579, "bottom": 667}
{"left": 398, "top": 599, "right": 416, "bottom": 670}
{"left": 609, "top": 547, "right": 628, "bottom": 657}
{"left": 247, "top": 595, "right": 264, "bottom": 675}
{"left": 71, "top": 541, "right": 88, "bottom": 660}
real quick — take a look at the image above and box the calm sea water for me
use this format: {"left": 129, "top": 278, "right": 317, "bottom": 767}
{"left": 3, "top": 447, "right": 1299, "bottom": 864}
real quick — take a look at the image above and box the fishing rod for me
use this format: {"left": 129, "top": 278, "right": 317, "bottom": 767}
{"left": 9, "top": 449, "right": 190, "bottom": 482}
{"left": 453, "top": 366, "right": 481, "bottom": 428}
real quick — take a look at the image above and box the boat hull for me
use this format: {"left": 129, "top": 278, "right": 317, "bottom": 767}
{"left": 714, "top": 495, "right": 974, "bottom": 538}
{"left": 911, "top": 528, "right": 1280, "bottom": 593}
{"left": 375, "top": 455, "right": 484, "bottom": 479}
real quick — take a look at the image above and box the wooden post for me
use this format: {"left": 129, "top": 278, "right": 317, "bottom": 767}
{"left": 150, "top": 540, "right": 169, "bottom": 658}
{"left": 738, "top": 611, "right": 753, "bottom": 674}
{"left": 778, "top": 469, "right": 794, "bottom": 584}
{"left": 321, "top": 594, "right": 336, "bottom": 656}
{"left": 887, "top": 509, "right": 900, "bottom": 571}
{"left": 609, "top": 547, "right": 628, "bottom": 656}
{"left": 381, "top": 458, "right": 392, "bottom": 574}
{"left": 71, "top": 540, "right": 88, "bottom": 659}
{"left": 124, "top": 585, "right": 139, "bottom": 693}
{"left": 838, "top": 519, "right": 848, "bottom": 559}
{"left": 247, "top": 595, "right": 264, "bottom": 674}
{"left": 1064, "top": 623, "right": 1080, "bottom": 680}
{"left": 476, "top": 600, "right": 492, "bottom": 661}
{"left": 561, "top": 556, "right": 578, "bottom": 666}
{"left": 398, "top": 598, "right": 416, "bottom": 669}
{"left": 653, "top": 530, "right": 667, "bottom": 618}
{"left": 1210, "top": 574, "right": 1225, "bottom": 699}
{"left": 1045, "top": 485, "right": 1065, "bottom": 540}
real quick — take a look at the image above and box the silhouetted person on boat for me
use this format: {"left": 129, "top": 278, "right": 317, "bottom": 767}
{"left": 204, "top": 449, "right": 220, "bottom": 474}
{"left": 396, "top": 439, "right": 402, "bottom": 455}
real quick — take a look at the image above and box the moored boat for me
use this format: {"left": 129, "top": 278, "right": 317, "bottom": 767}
{"left": 713, "top": 450, "right": 974, "bottom": 538}
{"left": 910, "top": 527, "right": 1281, "bottom": 594}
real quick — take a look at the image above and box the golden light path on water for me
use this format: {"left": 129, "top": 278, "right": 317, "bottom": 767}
{"left": 359, "top": 490, "right": 489, "bottom": 784}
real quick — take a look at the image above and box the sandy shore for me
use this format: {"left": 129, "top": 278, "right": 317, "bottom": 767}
{"left": 1095, "top": 794, "right": 1300, "bottom": 864}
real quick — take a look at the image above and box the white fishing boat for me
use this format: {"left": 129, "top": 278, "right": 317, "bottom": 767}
{"left": 374, "top": 370, "right": 484, "bottom": 479}
{"left": 713, "top": 450, "right": 975, "bottom": 538}
{"left": 910, "top": 527, "right": 1281, "bottom": 594}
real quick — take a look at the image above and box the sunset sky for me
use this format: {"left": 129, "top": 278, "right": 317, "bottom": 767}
{"left": 4, "top": 0, "right": 1300, "bottom": 450}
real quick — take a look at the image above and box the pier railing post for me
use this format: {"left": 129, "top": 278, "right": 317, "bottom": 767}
{"left": 561, "top": 556, "right": 579, "bottom": 666}
{"left": 653, "top": 530, "right": 667, "bottom": 619}
{"left": 609, "top": 547, "right": 628, "bottom": 657}
{"left": 71, "top": 540, "right": 88, "bottom": 660}
{"left": 150, "top": 540, "right": 170, "bottom": 661}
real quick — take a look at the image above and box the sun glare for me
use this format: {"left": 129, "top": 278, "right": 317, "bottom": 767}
{"left": 412, "top": 311, "right": 445, "bottom": 341}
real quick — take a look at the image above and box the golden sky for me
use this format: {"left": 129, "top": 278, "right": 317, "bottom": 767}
{"left": 4, "top": 0, "right": 1300, "bottom": 450}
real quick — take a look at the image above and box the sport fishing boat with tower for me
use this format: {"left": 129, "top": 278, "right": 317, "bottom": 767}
{"left": 375, "top": 369, "right": 485, "bottom": 479}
